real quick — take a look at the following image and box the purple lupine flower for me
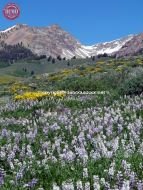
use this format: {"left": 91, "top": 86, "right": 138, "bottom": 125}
{"left": 7, "top": 151, "right": 15, "bottom": 162}
{"left": 0, "top": 168, "right": 5, "bottom": 186}
{"left": 137, "top": 181, "right": 143, "bottom": 190}
{"left": 1, "top": 128, "right": 8, "bottom": 138}
{"left": 27, "top": 178, "right": 38, "bottom": 188}
{"left": 16, "top": 172, "right": 23, "bottom": 181}
{"left": 62, "top": 180, "right": 74, "bottom": 190}
{"left": 15, "top": 166, "right": 26, "bottom": 181}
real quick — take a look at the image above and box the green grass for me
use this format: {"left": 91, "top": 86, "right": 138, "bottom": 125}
{"left": 1, "top": 55, "right": 143, "bottom": 189}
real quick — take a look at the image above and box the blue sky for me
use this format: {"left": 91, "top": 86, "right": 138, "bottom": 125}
{"left": 0, "top": 0, "right": 143, "bottom": 45}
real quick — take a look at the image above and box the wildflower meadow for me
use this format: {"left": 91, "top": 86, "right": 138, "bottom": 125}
{"left": 0, "top": 91, "right": 143, "bottom": 189}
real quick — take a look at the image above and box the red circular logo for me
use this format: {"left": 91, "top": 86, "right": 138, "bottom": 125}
{"left": 3, "top": 3, "right": 20, "bottom": 20}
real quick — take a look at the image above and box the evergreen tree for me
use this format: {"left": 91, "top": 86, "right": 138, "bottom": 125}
{"left": 52, "top": 58, "right": 55, "bottom": 64}
{"left": 31, "top": 70, "right": 35, "bottom": 75}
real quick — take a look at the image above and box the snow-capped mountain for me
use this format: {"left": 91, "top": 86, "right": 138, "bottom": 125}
{"left": 0, "top": 24, "right": 140, "bottom": 59}
{"left": 63, "top": 35, "right": 134, "bottom": 58}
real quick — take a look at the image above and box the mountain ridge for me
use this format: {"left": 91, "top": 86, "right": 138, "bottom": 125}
{"left": 0, "top": 24, "right": 142, "bottom": 59}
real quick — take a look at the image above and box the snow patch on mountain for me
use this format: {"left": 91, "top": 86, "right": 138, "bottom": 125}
{"left": 62, "top": 35, "right": 134, "bottom": 58}
{"left": 0, "top": 25, "right": 17, "bottom": 33}
{"left": 0, "top": 24, "right": 27, "bottom": 33}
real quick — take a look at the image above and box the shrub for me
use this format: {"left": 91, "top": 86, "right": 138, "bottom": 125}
{"left": 119, "top": 67, "right": 143, "bottom": 95}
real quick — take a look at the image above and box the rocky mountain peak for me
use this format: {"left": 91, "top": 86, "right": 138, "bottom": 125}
{"left": 48, "top": 24, "right": 62, "bottom": 30}
{"left": 0, "top": 24, "right": 142, "bottom": 59}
